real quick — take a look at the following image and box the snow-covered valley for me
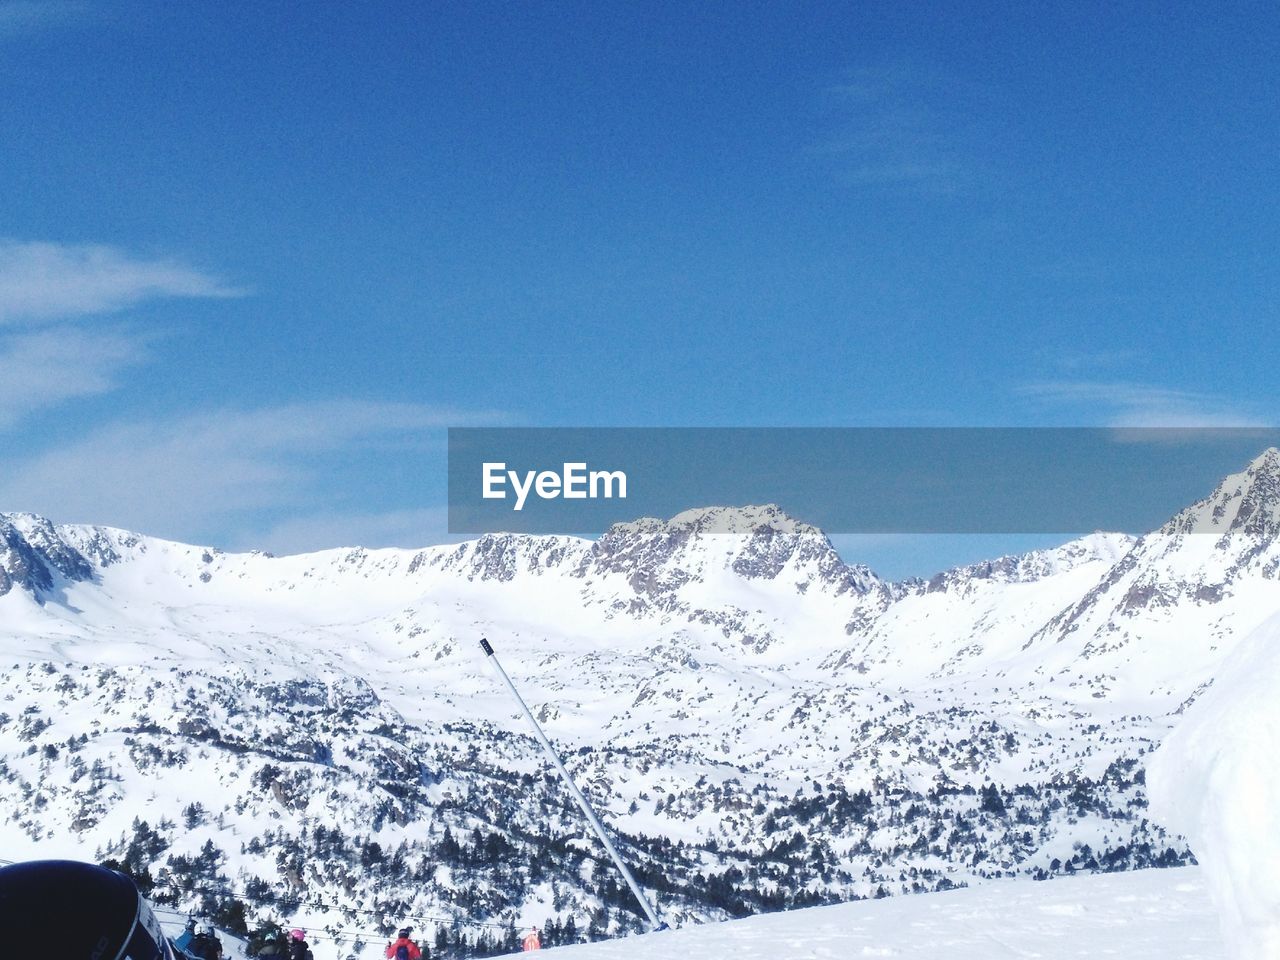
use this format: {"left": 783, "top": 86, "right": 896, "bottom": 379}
{"left": 2, "top": 449, "right": 1279, "bottom": 956}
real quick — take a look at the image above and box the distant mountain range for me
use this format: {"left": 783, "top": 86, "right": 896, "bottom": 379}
{"left": 2, "top": 449, "right": 1277, "bottom": 957}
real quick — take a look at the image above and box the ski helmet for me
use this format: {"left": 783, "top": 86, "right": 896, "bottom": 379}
{"left": 398, "top": 928, "right": 412, "bottom": 939}
{"left": 291, "top": 928, "right": 307, "bottom": 941}
{"left": 0, "top": 859, "right": 176, "bottom": 960}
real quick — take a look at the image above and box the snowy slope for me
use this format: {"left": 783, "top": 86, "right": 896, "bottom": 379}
{"left": 826, "top": 533, "right": 1135, "bottom": 683}
{"left": 1149, "top": 611, "right": 1280, "bottom": 959}
{"left": 1023, "top": 448, "right": 1280, "bottom": 704}
{"left": 554, "top": 867, "right": 1224, "bottom": 960}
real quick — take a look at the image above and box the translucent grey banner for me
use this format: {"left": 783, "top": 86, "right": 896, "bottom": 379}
{"left": 447, "top": 427, "right": 1280, "bottom": 535}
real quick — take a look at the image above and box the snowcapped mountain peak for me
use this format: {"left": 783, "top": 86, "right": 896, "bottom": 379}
{"left": 592, "top": 503, "right": 820, "bottom": 547}
{"left": 56, "top": 522, "right": 149, "bottom": 568}
{"left": 1042, "top": 531, "right": 1136, "bottom": 570}
{"left": 923, "top": 532, "right": 1136, "bottom": 593}
{"left": 664, "top": 503, "right": 812, "bottom": 534}
{"left": 587, "top": 504, "right": 880, "bottom": 597}
{"left": 0, "top": 512, "right": 93, "bottom": 599}
{"left": 1249, "top": 445, "right": 1280, "bottom": 472}
{"left": 1018, "top": 449, "right": 1280, "bottom": 701}
{"left": 1165, "top": 445, "right": 1280, "bottom": 538}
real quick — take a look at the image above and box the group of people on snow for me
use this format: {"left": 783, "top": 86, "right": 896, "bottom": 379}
{"left": 383, "top": 924, "right": 541, "bottom": 956}
{"left": 251, "top": 927, "right": 315, "bottom": 960}
{"left": 236, "top": 922, "right": 541, "bottom": 958}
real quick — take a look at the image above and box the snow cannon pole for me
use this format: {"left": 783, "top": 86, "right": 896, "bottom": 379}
{"left": 479, "top": 637, "right": 667, "bottom": 931}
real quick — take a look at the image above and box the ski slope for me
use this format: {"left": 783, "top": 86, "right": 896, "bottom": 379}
{"left": 555, "top": 867, "right": 1224, "bottom": 959}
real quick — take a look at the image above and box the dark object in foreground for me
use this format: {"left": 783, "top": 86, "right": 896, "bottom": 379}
{"left": 0, "top": 858, "right": 177, "bottom": 959}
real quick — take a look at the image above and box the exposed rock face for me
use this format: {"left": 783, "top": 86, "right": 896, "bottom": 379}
{"left": 1034, "top": 450, "right": 1280, "bottom": 651}
{"left": 1172, "top": 447, "right": 1280, "bottom": 538}
{"left": 428, "top": 532, "right": 588, "bottom": 582}
{"left": 0, "top": 513, "right": 94, "bottom": 599}
{"left": 584, "top": 505, "right": 880, "bottom": 599}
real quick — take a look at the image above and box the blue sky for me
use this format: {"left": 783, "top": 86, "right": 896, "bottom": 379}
{"left": 1, "top": 1, "right": 1276, "bottom": 577}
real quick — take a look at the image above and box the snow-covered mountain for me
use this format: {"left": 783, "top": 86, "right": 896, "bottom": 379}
{"left": 1024, "top": 447, "right": 1280, "bottom": 702}
{"left": 3, "top": 450, "right": 1279, "bottom": 958}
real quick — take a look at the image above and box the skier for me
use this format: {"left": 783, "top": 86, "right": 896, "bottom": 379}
{"left": 289, "top": 928, "right": 315, "bottom": 960}
{"left": 386, "top": 926, "right": 425, "bottom": 960}
{"left": 522, "top": 926, "right": 542, "bottom": 951}
{"left": 0, "top": 858, "right": 181, "bottom": 959}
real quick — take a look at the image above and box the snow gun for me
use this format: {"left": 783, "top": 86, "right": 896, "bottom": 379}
{"left": 480, "top": 637, "right": 670, "bottom": 932}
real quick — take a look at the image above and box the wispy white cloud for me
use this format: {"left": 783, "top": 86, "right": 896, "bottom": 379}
{"left": 0, "top": 239, "right": 242, "bottom": 431}
{"left": 0, "top": 325, "right": 150, "bottom": 427}
{"left": 0, "top": 401, "right": 497, "bottom": 540}
{"left": 0, "top": 241, "right": 474, "bottom": 554}
{"left": 1020, "top": 380, "right": 1266, "bottom": 428}
{"left": 0, "top": 0, "right": 86, "bottom": 38}
{"left": 815, "top": 65, "right": 988, "bottom": 193}
{"left": 0, "top": 239, "right": 240, "bottom": 324}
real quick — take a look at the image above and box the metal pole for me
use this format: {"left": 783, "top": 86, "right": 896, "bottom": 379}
{"left": 480, "top": 638, "right": 666, "bottom": 930}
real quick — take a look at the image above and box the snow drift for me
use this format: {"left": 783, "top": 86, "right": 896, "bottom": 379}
{"left": 1149, "top": 610, "right": 1280, "bottom": 960}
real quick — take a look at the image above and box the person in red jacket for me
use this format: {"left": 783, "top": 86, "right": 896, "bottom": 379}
{"left": 386, "top": 927, "right": 424, "bottom": 960}
{"left": 521, "top": 926, "right": 541, "bottom": 951}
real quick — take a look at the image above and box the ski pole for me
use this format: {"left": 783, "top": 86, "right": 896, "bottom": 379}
{"left": 479, "top": 638, "right": 667, "bottom": 931}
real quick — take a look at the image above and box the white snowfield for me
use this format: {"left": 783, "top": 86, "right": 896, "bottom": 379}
{"left": 3, "top": 450, "right": 1280, "bottom": 953}
{"left": 554, "top": 867, "right": 1224, "bottom": 959}
{"left": 1150, "top": 611, "right": 1280, "bottom": 960}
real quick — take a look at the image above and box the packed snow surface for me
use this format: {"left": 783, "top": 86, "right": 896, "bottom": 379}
{"left": 555, "top": 867, "right": 1223, "bottom": 959}
{"left": 1149, "top": 611, "right": 1280, "bottom": 960}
